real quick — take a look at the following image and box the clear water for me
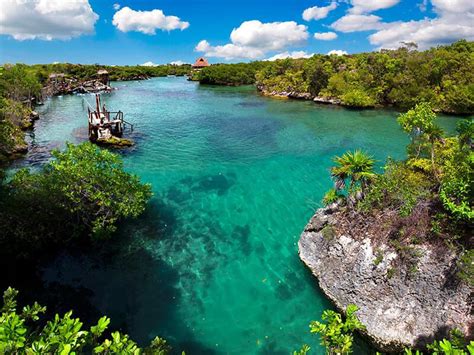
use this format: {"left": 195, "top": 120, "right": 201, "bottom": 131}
{"left": 14, "top": 77, "right": 460, "bottom": 354}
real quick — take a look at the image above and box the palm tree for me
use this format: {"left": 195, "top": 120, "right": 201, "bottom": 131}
{"left": 331, "top": 150, "right": 376, "bottom": 197}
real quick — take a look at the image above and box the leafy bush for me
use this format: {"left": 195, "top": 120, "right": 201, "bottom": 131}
{"left": 310, "top": 304, "right": 365, "bottom": 355}
{"left": 436, "top": 137, "right": 473, "bottom": 221}
{"left": 0, "top": 287, "right": 171, "bottom": 354}
{"left": 322, "top": 188, "right": 341, "bottom": 206}
{"left": 359, "top": 160, "right": 433, "bottom": 216}
{"left": 199, "top": 62, "right": 268, "bottom": 86}
{"left": 341, "top": 89, "right": 376, "bottom": 108}
{"left": 0, "top": 142, "right": 152, "bottom": 258}
{"left": 14, "top": 142, "right": 152, "bottom": 236}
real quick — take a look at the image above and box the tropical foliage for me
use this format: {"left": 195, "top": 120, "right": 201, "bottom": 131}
{"left": 303, "top": 306, "right": 473, "bottom": 355}
{"left": 0, "top": 287, "right": 172, "bottom": 354}
{"left": 197, "top": 62, "right": 268, "bottom": 86}
{"left": 0, "top": 142, "right": 152, "bottom": 257}
{"left": 310, "top": 304, "right": 365, "bottom": 355}
{"left": 326, "top": 103, "right": 472, "bottom": 289}
{"left": 199, "top": 41, "right": 474, "bottom": 113}
{"left": 331, "top": 150, "right": 375, "bottom": 195}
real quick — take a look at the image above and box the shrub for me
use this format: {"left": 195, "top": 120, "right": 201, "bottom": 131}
{"left": 359, "top": 160, "right": 433, "bottom": 216}
{"left": 0, "top": 287, "right": 171, "bottom": 354}
{"left": 341, "top": 89, "right": 376, "bottom": 108}
{"left": 323, "top": 188, "right": 341, "bottom": 206}
{"left": 310, "top": 304, "right": 365, "bottom": 355}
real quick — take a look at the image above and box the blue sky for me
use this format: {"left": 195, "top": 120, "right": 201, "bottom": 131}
{"left": 0, "top": 0, "right": 473, "bottom": 65}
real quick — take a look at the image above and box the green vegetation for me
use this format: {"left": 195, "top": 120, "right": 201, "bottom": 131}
{"left": 28, "top": 62, "right": 191, "bottom": 82}
{"left": 309, "top": 304, "right": 365, "bottom": 355}
{"left": 0, "top": 65, "right": 42, "bottom": 159}
{"left": 330, "top": 150, "right": 376, "bottom": 199}
{"left": 0, "top": 287, "right": 171, "bottom": 354}
{"left": 327, "top": 102, "right": 472, "bottom": 283}
{"left": 300, "top": 305, "right": 473, "bottom": 355}
{"left": 0, "top": 142, "right": 152, "bottom": 257}
{"left": 195, "top": 62, "right": 268, "bottom": 86}
{"left": 198, "top": 41, "right": 474, "bottom": 114}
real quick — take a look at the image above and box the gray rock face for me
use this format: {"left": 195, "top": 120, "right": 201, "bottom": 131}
{"left": 298, "top": 207, "right": 472, "bottom": 352}
{"left": 313, "top": 96, "right": 342, "bottom": 105}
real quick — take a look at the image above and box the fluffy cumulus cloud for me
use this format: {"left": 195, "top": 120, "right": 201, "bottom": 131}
{"left": 0, "top": 0, "right": 99, "bottom": 40}
{"left": 195, "top": 39, "right": 264, "bottom": 60}
{"left": 170, "top": 60, "right": 188, "bottom": 65}
{"left": 369, "top": 0, "right": 474, "bottom": 49}
{"left": 112, "top": 6, "right": 189, "bottom": 34}
{"left": 331, "top": 14, "right": 383, "bottom": 32}
{"left": 328, "top": 49, "right": 348, "bottom": 56}
{"left": 266, "top": 51, "right": 314, "bottom": 61}
{"left": 348, "top": 0, "right": 400, "bottom": 14}
{"left": 329, "top": 0, "right": 474, "bottom": 49}
{"left": 314, "top": 31, "right": 338, "bottom": 40}
{"left": 141, "top": 61, "right": 158, "bottom": 66}
{"left": 329, "top": 0, "right": 399, "bottom": 32}
{"left": 196, "top": 20, "right": 309, "bottom": 60}
{"left": 302, "top": 2, "right": 338, "bottom": 21}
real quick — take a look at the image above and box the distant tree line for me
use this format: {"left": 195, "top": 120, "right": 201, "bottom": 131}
{"left": 196, "top": 40, "right": 474, "bottom": 114}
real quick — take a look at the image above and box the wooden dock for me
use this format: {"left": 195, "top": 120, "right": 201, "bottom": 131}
{"left": 87, "top": 94, "right": 134, "bottom": 146}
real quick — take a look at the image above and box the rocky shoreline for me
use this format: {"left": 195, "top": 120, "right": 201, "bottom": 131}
{"left": 257, "top": 85, "right": 350, "bottom": 107}
{"left": 298, "top": 206, "right": 472, "bottom": 352}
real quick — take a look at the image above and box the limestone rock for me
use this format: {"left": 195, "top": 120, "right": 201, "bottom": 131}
{"left": 298, "top": 207, "right": 473, "bottom": 352}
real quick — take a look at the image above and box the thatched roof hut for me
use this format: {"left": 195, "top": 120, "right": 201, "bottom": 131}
{"left": 97, "top": 69, "right": 109, "bottom": 84}
{"left": 192, "top": 57, "right": 210, "bottom": 69}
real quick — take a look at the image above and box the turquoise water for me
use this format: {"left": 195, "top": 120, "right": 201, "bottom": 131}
{"left": 16, "top": 77, "right": 460, "bottom": 354}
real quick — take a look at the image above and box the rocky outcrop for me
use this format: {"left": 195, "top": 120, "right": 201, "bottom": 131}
{"left": 313, "top": 96, "right": 342, "bottom": 105}
{"left": 256, "top": 85, "right": 348, "bottom": 106}
{"left": 114, "top": 74, "right": 149, "bottom": 81}
{"left": 257, "top": 86, "right": 313, "bottom": 100}
{"left": 298, "top": 206, "right": 472, "bottom": 352}
{"left": 42, "top": 78, "right": 112, "bottom": 97}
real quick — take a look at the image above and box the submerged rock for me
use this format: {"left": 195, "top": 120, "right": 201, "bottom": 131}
{"left": 298, "top": 207, "right": 472, "bottom": 352}
{"left": 97, "top": 136, "right": 134, "bottom": 147}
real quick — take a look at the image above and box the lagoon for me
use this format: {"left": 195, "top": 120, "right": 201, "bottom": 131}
{"left": 14, "top": 77, "right": 460, "bottom": 354}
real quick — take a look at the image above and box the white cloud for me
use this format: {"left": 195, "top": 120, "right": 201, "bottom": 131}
{"left": 314, "top": 31, "right": 338, "bottom": 40}
{"left": 230, "top": 20, "right": 309, "bottom": 51}
{"left": 195, "top": 40, "right": 264, "bottom": 60}
{"left": 196, "top": 20, "right": 309, "bottom": 60}
{"left": 431, "top": 0, "right": 474, "bottom": 14}
{"left": 369, "top": 0, "right": 474, "bottom": 49}
{"left": 113, "top": 3, "right": 121, "bottom": 11}
{"left": 170, "top": 60, "right": 188, "bottom": 65}
{"left": 112, "top": 6, "right": 189, "bottom": 34}
{"left": 349, "top": 0, "right": 400, "bottom": 14}
{"left": 141, "top": 61, "right": 158, "bottom": 66}
{"left": 328, "top": 0, "right": 474, "bottom": 49}
{"left": 302, "top": 2, "right": 338, "bottom": 21}
{"left": 328, "top": 49, "right": 348, "bottom": 55}
{"left": 331, "top": 14, "right": 383, "bottom": 32}
{"left": 0, "top": 0, "right": 99, "bottom": 40}
{"left": 266, "top": 51, "right": 314, "bottom": 61}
